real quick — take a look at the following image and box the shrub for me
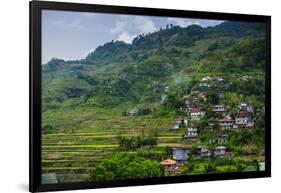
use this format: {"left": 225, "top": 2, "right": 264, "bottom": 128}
{"left": 90, "top": 153, "right": 164, "bottom": 181}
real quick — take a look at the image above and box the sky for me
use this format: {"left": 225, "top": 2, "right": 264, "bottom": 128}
{"left": 42, "top": 10, "right": 224, "bottom": 64}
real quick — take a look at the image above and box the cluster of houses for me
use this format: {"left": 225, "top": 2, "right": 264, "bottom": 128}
{"left": 173, "top": 91, "right": 256, "bottom": 134}
{"left": 191, "top": 105, "right": 254, "bottom": 130}
{"left": 160, "top": 145, "right": 229, "bottom": 174}
{"left": 163, "top": 76, "right": 260, "bottom": 174}
{"left": 171, "top": 90, "right": 257, "bottom": 149}
{"left": 214, "top": 103, "right": 255, "bottom": 129}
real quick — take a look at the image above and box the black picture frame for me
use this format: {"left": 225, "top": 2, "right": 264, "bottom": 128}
{"left": 30, "top": 1, "right": 271, "bottom": 192}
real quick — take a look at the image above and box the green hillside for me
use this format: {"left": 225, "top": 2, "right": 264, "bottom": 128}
{"left": 41, "top": 21, "right": 266, "bottom": 183}
{"left": 42, "top": 21, "right": 265, "bottom": 112}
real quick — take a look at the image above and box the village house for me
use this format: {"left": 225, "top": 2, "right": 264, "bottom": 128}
{"left": 197, "top": 92, "right": 207, "bottom": 101}
{"left": 190, "top": 107, "right": 205, "bottom": 120}
{"left": 196, "top": 146, "right": 210, "bottom": 157}
{"left": 160, "top": 159, "right": 185, "bottom": 174}
{"left": 183, "top": 119, "right": 188, "bottom": 126}
{"left": 199, "top": 83, "right": 210, "bottom": 88}
{"left": 160, "top": 159, "right": 177, "bottom": 173}
{"left": 185, "top": 126, "right": 199, "bottom": 142}
{"left": 172, "top": 119, "right": 181, "bottom": 130}
{"left": 246, "top": 119, "right": 255, "bottom": 128}
{"left": 172, "top": 117, "right": 188, "bottom": 130}
{"left": 237, "top": 103, "right": 254, "bottom": 113}
{"left": 173, "top": 124, "right": 180, "bottom": 130}
{"left": 187, "top": 127, "right": 198, "bottom": 136}
{"left": 206, "top": 122, "right": 215, "bottom": 130}
{"left": 214, "top": 146, "right": 227, "bottom": 157}
{"left": 183, "top": 95, "right": 201, "bottom": 109}
{"left": 212, "top": 104, "right": 226, "bottom": 112}
{"left": 218, "top": 118, "right": 234, "bottom": 130}
{"left": 171, "top": 147, "right": 190, "bottom": 166}
{"left": 235, "top": 113, "right": 252, "bottom": 127}
{"left": 202, "top": 76, "right": 212, "bottom": 81}
{"left": 180, "top": 117, "right": 188, "bottom": 127}
{"left": 128, "top": 108, "right": 139, "bottom": 117}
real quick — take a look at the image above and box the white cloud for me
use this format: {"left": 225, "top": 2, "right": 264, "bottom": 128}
{"left": 110, "top": 16, "right": 157, "bottom": 43}
{"left": 167, "top": 18, "right": 223, "bottom": 27}
{"left": 116, "top": 31, "right": 137, "bottom": 44}
{"left": 110, "top": 21, "right": 127, "bottom": 34}
{"left": 134, "top": 17, "right": 157, "bottom": 34}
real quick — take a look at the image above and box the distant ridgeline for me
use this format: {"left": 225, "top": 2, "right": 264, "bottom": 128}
{"left": 42, "top": 21, "right": 265, "bottom": 112}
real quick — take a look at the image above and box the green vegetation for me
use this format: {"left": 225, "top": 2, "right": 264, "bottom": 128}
{"left": 41, "top": 21, "right": 266, "bottom": 183}
{"left": 90, "top": 153, "right": 164, "bottom": 181}
{"left": 118, "top": 129, "right": 159, "bottom": 150}
{"left": 182, "top": 157, "right": 259, "bottom": 175}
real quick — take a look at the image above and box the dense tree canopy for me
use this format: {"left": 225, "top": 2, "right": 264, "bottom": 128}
{"left": 90, "top": 153, "right": 164, "bottom": 181}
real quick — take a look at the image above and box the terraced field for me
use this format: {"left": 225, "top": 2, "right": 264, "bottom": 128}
{"left": 42, "top": 105, "right": 186, "bottom": 182}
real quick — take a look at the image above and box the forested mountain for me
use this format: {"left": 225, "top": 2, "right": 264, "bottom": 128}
{"left": 42, "top": 21, "right": 265, "bottom": 112}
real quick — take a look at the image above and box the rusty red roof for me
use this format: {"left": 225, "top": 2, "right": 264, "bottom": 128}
{"left": 166, "top": 166, "right": 184, "bottom": 173}
{"left": 190, "top": 107, "right": 203, "bottom": 113}
{"left": 215, "top": 146, "right": 227, "bottom": 150}
{"left": 219, "top": 118, "right": 234, "bottom": 122}
{"left": 212, "top": 104, "right": 225, "bottom": 108}
{"left": 235, "top": 113, "right": 251, "bottom": 118}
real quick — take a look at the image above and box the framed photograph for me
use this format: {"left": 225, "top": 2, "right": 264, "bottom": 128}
{"left": 30, "top": 1, "right": 271, "bottom": 192}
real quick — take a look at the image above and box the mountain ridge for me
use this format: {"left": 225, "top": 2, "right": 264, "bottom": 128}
{"left": 44, "top": 21, "right": 264, "bottom": 66}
